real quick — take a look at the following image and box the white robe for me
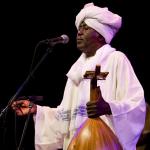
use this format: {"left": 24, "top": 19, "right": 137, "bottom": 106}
{"left": 33, "top": 44, "right": 146, "bottom": 150}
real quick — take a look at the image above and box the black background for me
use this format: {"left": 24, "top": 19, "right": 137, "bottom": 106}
{"left": 0, "top": 0, "right": 149, "bottom": 149}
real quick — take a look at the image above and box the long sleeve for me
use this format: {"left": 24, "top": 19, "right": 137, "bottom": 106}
{"left": 33, "top": 105, "right": 64, "bottom": 150}
{"left": 108, "top": 52, "right": 146, "bottom": 150}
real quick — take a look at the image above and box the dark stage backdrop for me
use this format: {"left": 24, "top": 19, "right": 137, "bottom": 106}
{"left": 0, "top": 0, "right": 149, "bottom": 150}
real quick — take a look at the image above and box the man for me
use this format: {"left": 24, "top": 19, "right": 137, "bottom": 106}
{"left": 11, "top": 2, "right": 146, "bottom": 150}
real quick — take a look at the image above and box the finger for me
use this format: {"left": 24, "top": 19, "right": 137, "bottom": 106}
{"left": 13, "top": 100, "right": 23, "bottom": 105}
{"left": 11, "top": 101, "right": 20, "bottom": 109}
{"left": 86, "top": 101, "right": 98, "bottom": 106}
{"left": 16, "top": 100, "right": 30, "bottom": 107}
{"left": 88, "top": 112, "right": 100, "bottom": 118}
{"left": 11, "top": 101, "right": 26, "bottom": 110}
{"left": 86, "top": 105, "right": 97, "bottom": 110}
{"left": 16, "top": 103, "right": 24, "bottom": 108}
{"left": 11, "top": 102, "right": 16, "bottom": 109}
{"left": 87, "top": 109, "right": 97, "bottom": 114}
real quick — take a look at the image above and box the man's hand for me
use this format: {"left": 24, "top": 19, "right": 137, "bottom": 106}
{"left": 86, "top": 97, "right": 112, "bottom": 118}
{"left": 11, "top": 99, "right": 37, "bottom": 116}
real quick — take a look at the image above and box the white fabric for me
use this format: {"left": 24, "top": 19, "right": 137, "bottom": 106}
{"left": 75, "top": 2, "right": 122, "bottom": 44}
{"left": 34, "top": 44, "right": 146, "bottom": 150}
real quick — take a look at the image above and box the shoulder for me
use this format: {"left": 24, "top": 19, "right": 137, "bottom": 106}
{"left": 110, "top": 50, "right": 129, "bottom": 62}
{"left": 111, "top": 50, "right": 127, "bottom": 58}
{"left": 106, "top": 49, "right": 133, "bottom": 69}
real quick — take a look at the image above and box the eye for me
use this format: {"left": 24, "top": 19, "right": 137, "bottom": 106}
{"left": 78, "top": 23, "right": 91, "bottom": 32}
{"left": 84, "top": 26, "right": 90, "bottom": 30}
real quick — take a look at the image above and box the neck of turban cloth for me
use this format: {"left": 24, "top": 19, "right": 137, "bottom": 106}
{"left": 75, "top": 2, "right": 122, "bottom": 44}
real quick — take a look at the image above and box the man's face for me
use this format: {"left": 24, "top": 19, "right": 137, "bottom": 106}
{"left": 76, "top": 21, "right": 100, "bottom": 56}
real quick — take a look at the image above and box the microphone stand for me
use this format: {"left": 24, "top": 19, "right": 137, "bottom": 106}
{"left": 0, "top": 44, "right": 54, "bottom": 150}
{"left": 0, "top": 45, "right": 53, "bottom": 118}
{"left": 17, "top": 102, "right": 34, "bottom": 150}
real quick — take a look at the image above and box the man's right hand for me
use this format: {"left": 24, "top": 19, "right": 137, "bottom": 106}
{"left": 11, "top": 99, "right": 37, "bottom": 116}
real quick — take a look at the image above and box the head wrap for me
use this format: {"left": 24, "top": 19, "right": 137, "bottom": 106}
{"left": 75, "top": 2, "right": 122, "bottom": 44}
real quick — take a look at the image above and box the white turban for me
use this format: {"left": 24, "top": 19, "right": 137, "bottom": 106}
{"left": 75, "top": 2, "right": 122, "bottom": 44}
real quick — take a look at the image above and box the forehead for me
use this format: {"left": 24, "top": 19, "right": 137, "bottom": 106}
{"left": 79, "top": 21, "right": 89, "bottom": 27}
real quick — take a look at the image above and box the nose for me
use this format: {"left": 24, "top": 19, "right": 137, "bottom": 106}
{"left": 77, "top": 27, "right": 84, "bottom": 36}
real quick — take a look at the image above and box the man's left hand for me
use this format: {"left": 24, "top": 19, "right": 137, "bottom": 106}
{"left": 86, "top": 98, "right": 112, "bottom": 118}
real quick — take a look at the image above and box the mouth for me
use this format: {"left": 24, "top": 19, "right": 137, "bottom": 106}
{"left": 77, "top": 38, "right": 83, "bottom": 43}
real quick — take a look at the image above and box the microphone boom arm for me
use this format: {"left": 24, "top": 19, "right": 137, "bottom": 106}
{"left": 0, "top": 46, "right": 54, "bottom": 118}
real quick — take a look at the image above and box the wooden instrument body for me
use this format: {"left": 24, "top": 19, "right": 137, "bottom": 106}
{"left": 67, "top": 118, "right": 122, "bottom": 150}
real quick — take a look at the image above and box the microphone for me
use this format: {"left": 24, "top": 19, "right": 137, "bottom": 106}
{"left": 41, "top": 34, "right": 69, "bottom": 46}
